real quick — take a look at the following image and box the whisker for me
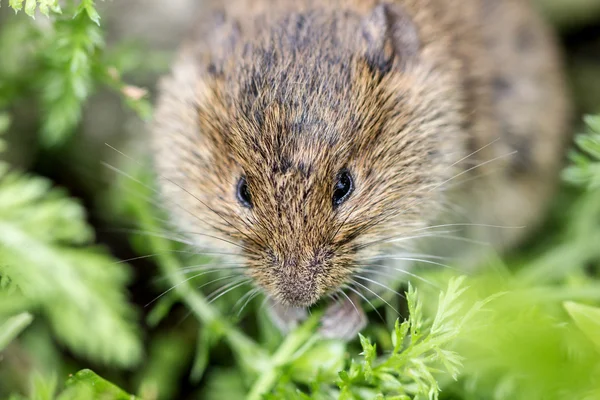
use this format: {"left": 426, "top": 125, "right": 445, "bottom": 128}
{"left": 338, "top": 289, "right": 361, "bottom": 320}
{"left": 443, "top": 166, "right": 504, "bottom": 190}
{"left": 207, "top": 279, "right": 252, "bottom": 305}
{"left": 429, "top": 151, "right": 518, "bottom": 192}
{"left": 145, "top": 269, "right": 236, "bottom": 308}
{"left": 103, "top": 150, "right": 261, "bottom": 250}
{"left": 448, "top": 137, "right": 501, "bottom": 168}
{"left": 429, "top": 234, "right": 491, "bottom": 246}
{"left": 360, "top": 264, "right": 440, "bottom": 288}
{"left": 259, "top": 296, "right": 270, "bottom": 313}
{"left": 410, "top": 223, "right": 526, "bottom": 232}
{"left": 357, "top": 230, "right": 460, "bottom": 251}
{"left": 115, "top": 251, "right": 231, "bottom": 265}
{"left": 366, "top": 252, "right": 450, "bottom": 261}
{"left": 353, "top": 274, "right": 406, "bottom": 299}
{"left": 381, "top": 257, "right": 460, "bottom": 271}
{"left": 344, "top": 284, "right": 384, "bottom": 323}
{"left": 151, "top": 266, "right": 245, "bottom": 284}
{"left": 176, "top": 264, "right": 244, "bottom": 275}
{"left": 103, "top": 227, "right": 196, "bottom": 247}
{"left": 235, "top": 288, "right": 262, "bottom": 317}
{"left": 350, "top": 279, "right": 399, "bottom": 314}
{"left": 199, "top": 274, "right": 244, "bottom": 292}
{"left": 351, "top": 150, "right": 521, "bottom": 243}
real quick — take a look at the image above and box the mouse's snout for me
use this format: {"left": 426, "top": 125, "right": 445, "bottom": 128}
{"left": 268, "top": 248, "right": 333, "bottom": 308}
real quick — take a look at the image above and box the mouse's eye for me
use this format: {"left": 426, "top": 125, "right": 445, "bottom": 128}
{"left": 236, "top": 176, "right": 253, "bottom": 208}
{"left": 332, "top": 170, "right": 354, "bottom": 208}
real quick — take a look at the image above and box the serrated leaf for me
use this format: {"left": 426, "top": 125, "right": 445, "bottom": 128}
{"left": 0, "top": 165, "right": 142, "bottom": 366}
{"left": 392, "top": 318, "right": 409, "bottom": 354}
{"left": 39, "top": 7, "right": 103, "bottom": 147}
{"left": 24, "top": 0, "right": 36, "bottom": 16}
{"left": 8, "top": 0, "right": 24, "bottom": 11}
{"left": 84, "top": 3, "right": 100, "bottom": 25}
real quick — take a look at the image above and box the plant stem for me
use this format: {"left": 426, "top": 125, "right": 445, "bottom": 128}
{"left": 247, "top": 314, "right": 322, "bottom": 400}
{"left": 136, "top": 209, "right": 268, "bottom": 374}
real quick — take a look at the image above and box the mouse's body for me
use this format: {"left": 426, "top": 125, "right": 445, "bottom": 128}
{"left": 151, "top": 0, "right": 570, "bottom": 339}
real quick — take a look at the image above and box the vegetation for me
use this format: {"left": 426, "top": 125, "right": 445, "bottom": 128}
{"left": 0, "top": 1, "right": 599, "bottom": 399}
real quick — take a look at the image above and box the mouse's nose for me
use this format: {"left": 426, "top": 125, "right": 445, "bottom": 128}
{"left": 272, "top": 252, "right": 327, "bottom": 307}
{"left": 277, "top": 278, "right": 318, "bottom": 307}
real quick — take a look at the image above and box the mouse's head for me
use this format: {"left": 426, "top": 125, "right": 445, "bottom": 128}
{"left": 152, "top": 3, "right": 465, "bottom": 307}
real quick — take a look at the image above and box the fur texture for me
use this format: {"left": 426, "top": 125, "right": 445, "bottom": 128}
{"left": 151, "top": 0, "right": 569, "bottom": 311}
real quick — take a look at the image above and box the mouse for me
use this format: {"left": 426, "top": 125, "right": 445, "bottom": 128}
{"left": 150, "top": 0, "right": 570, "bottom": 340}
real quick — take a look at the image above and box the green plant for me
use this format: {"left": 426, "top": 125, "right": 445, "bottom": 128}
{"left": 0, "top": 0, "right": 151, "bottom": 148}
{"left": 0, "top": 1, "right": 599, "bottom": 399}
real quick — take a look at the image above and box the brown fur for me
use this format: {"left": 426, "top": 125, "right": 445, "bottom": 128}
{"left": 151, "top": 0, "right": 569, "bottom": 308}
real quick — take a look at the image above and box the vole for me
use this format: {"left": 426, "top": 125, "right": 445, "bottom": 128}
{"left": 151, "top": 0, "right": 570, "bottom": 339}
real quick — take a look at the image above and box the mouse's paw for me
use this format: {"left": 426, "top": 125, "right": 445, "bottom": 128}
{"left": 266, "top": 298, "right": 309, "bottom": 333}
{"left": 319, "top": 295, "right": 367, "bottom": 341}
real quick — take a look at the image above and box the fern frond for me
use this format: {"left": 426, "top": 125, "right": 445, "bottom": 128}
{"left": 6, "top": 0, "right": 61, "bottom": 17}
{"left": 38, "top": 8, "right": 104, "bottom": 147}
{"left": 0, "top": 163, "right": 142, "bottom": 367}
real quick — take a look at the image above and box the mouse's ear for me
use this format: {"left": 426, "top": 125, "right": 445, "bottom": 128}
{"left": 361, "top": 3, "right": 420, "bottom": 73}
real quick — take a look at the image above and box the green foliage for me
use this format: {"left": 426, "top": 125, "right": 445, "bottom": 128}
{"left": 0, "top": 0, "right": 151, "bottom": 148}
{"left": 0, "top": 163, "right": 142, "bottom": 366}
{"left": 424, "top": 269, "right": 600, "bottom": 400}
{"left": 58, "top": 370, "right": 138, "bottom": 400}
{"left": 333, "top": 279, "right": 482, "bottom": 400}
{"left": 564, "top": 301, "right": 600, "bottom": 351}
{"left": 0, "top": 312, "right": 33, "bottom": 351}
{"left": 9, "top": 369, "right": 139, "bottom": 400}
{"left": 563, "top": 115, "right": 600, "bottom": 189}
{"left": 38, "top": 5, "right": 103, "bottom": 146}
{"left": 0, "top": 1, "right": 599, "bottom": 399}
{"left": 5, "top": 0, "right": 61, "bottom": 17}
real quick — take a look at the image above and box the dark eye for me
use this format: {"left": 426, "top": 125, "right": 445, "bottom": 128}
{"left": 332, "top": 170, "right": 354, "bottom": 208}
{"left": 236, "top": 176, "right": 252, "bottom": 208}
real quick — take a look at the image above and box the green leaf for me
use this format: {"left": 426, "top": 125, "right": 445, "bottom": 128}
{"left": 288, "top": 340, "right": 346, "bottom": 384}
{"left": 8, "top": 0, "right": 25, "bottom": 11}
{"left": 564, "top": 301, "right": 600, "bottom": 351}
{"left": 24, "top": 0, "right": 36, "bottom": 17}
{"left": 563, "top": 114, "right": 600, "bottom": 190}
{"left": 57, "top": 370, "right": 138, "bottom": 400}
{"left": 0, "top": 312, "right": 33, "bottom": 351}
{"left": 74, "top": 0, "right": 101, "bottom": 25}
{"left": 392, "top": 318, "right": 409, "bottom": 354}
{"left": 7, "top": 0, "right": 60, "bottom": 16}
{"left": 39, "top": 7, "right": 104, "bottom": 147}
{"left": 191, "top": 326, "right": 221, "bottom": 383}
{"left": 585, "top": 114, "right": 600, "bottom": 135}
{"left": 359, "top": 333, "right": 376, "bottom": 381}
{"left": 0, "top": 165, "right": 142, "bottom": 366}
{"left": 29, "top": 372, "right": 58, "bottom": 400}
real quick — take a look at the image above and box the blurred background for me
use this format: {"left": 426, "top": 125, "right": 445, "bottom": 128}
{"left": 0, "top": 0, "right": 600, "bottom": 399}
